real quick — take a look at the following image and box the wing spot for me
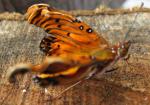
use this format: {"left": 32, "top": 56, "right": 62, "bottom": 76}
{"left": 45, "top": 29, "right": 50, "bottom": 33}
{"left": 55, "top": 19, "right": 60, "bottom": 23}
{"left": 67, "top": 33, "right": 70, "bottom": 36}
{"left": 58, "top": 25, "right": 62, "bottom": 28}
{"left": 86, "top": 28, "right": 93, "bottom": 33}
{"left": 57, "top": 45, "right": 60, "bottom": 48}
{"left": 47, "top": 43, "right": 50, "bottom": 46}
{"left": 79, "top": 25, "right": 84, "bottom": 30}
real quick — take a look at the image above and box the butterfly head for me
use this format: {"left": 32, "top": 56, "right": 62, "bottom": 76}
{"left": 112, "top": 40, "right": 131, "bottom": 59}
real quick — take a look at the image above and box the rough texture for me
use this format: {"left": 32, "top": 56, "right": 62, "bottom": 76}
{"left": 0, "top": 9, "right": 150, "bottom": 105}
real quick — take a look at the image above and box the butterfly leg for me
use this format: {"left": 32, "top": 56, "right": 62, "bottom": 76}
{"left": 105, "top": 54, "right": 130, "bottom": 73}
{"left": 32, "top": 72, "right": 86, "bottom": 100}
{"left": 53, "top": 70, "right": 99, "bottom": 99}
{"left": 122, "top": 54, "right": 135, "bottom": 71}
{"left": 52, "top": 80, "right": 83, "bottom": 100}
{"left": 105, "top": 67, "right": 119, "bottom": 73}
{"left": 122, "top": 54, "right": 130, "bottom": 64}
{"left": 53, "top": 66, "right": 99, "bottom": 99}
{"left": 53, "top": 71, "right": 98, "bottom": 99}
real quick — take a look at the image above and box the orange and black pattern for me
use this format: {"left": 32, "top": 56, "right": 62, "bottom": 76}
{"left": 7, "top": 4, "right": 130, "bottom": 86}
{"left": 26, "top": 4, "right": 109, "bottom": 57}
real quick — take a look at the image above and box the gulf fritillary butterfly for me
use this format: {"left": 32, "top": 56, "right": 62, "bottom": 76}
{"left": 7, "top": 4, "right": 131, "bottom": 96}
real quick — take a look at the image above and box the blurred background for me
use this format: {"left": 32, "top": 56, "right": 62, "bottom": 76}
{"left": 0, "top": 0, "right": 149, "bottom": 13}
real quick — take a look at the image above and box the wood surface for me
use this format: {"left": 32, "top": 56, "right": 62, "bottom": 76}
{"left": 0, "top": 8, "right": 150, "bottom": 105}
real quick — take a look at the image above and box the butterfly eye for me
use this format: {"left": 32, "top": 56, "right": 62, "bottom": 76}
{"left": 111, "top": 48, "right": 116, "bottom": 53}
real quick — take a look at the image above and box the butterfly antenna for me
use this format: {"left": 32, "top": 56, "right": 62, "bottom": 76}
{"left": 52, "top": 80, "right": 83, "bottom": 100}
{"left": 123, "top": 2, "right": 144, "bottom": 42}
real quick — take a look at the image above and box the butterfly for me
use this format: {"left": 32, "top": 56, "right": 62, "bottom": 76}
{"left": 7, "top": 3, "right": 131, "bottom": 97}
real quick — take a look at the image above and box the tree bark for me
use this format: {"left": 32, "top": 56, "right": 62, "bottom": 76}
{"left": 0, "top": 8, "right": 150, "bottom": 105}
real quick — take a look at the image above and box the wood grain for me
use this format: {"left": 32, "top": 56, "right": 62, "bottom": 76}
{"left": 0, "top": 9, "right": 150, "bottom": 105}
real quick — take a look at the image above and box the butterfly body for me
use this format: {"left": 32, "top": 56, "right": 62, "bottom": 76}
{"left": 7, "top": 4, "right": 130, "bottom": 86}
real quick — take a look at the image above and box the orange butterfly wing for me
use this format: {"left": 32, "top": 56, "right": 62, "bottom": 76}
{"left": 25, "top": 4, "right": 115, "bottom": 85}
{"left": 26, "top": 4, "right": 109, "bottom": 57}
{"left": 8, "top": 4, "right": 130, "bottom": 88}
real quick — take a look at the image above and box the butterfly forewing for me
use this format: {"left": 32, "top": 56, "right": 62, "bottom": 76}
{"left": 27, "top": 6, "right": 109, "bottom": 55}
{"left": 25, "top": 4, "right": 116, "bottom": 85}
